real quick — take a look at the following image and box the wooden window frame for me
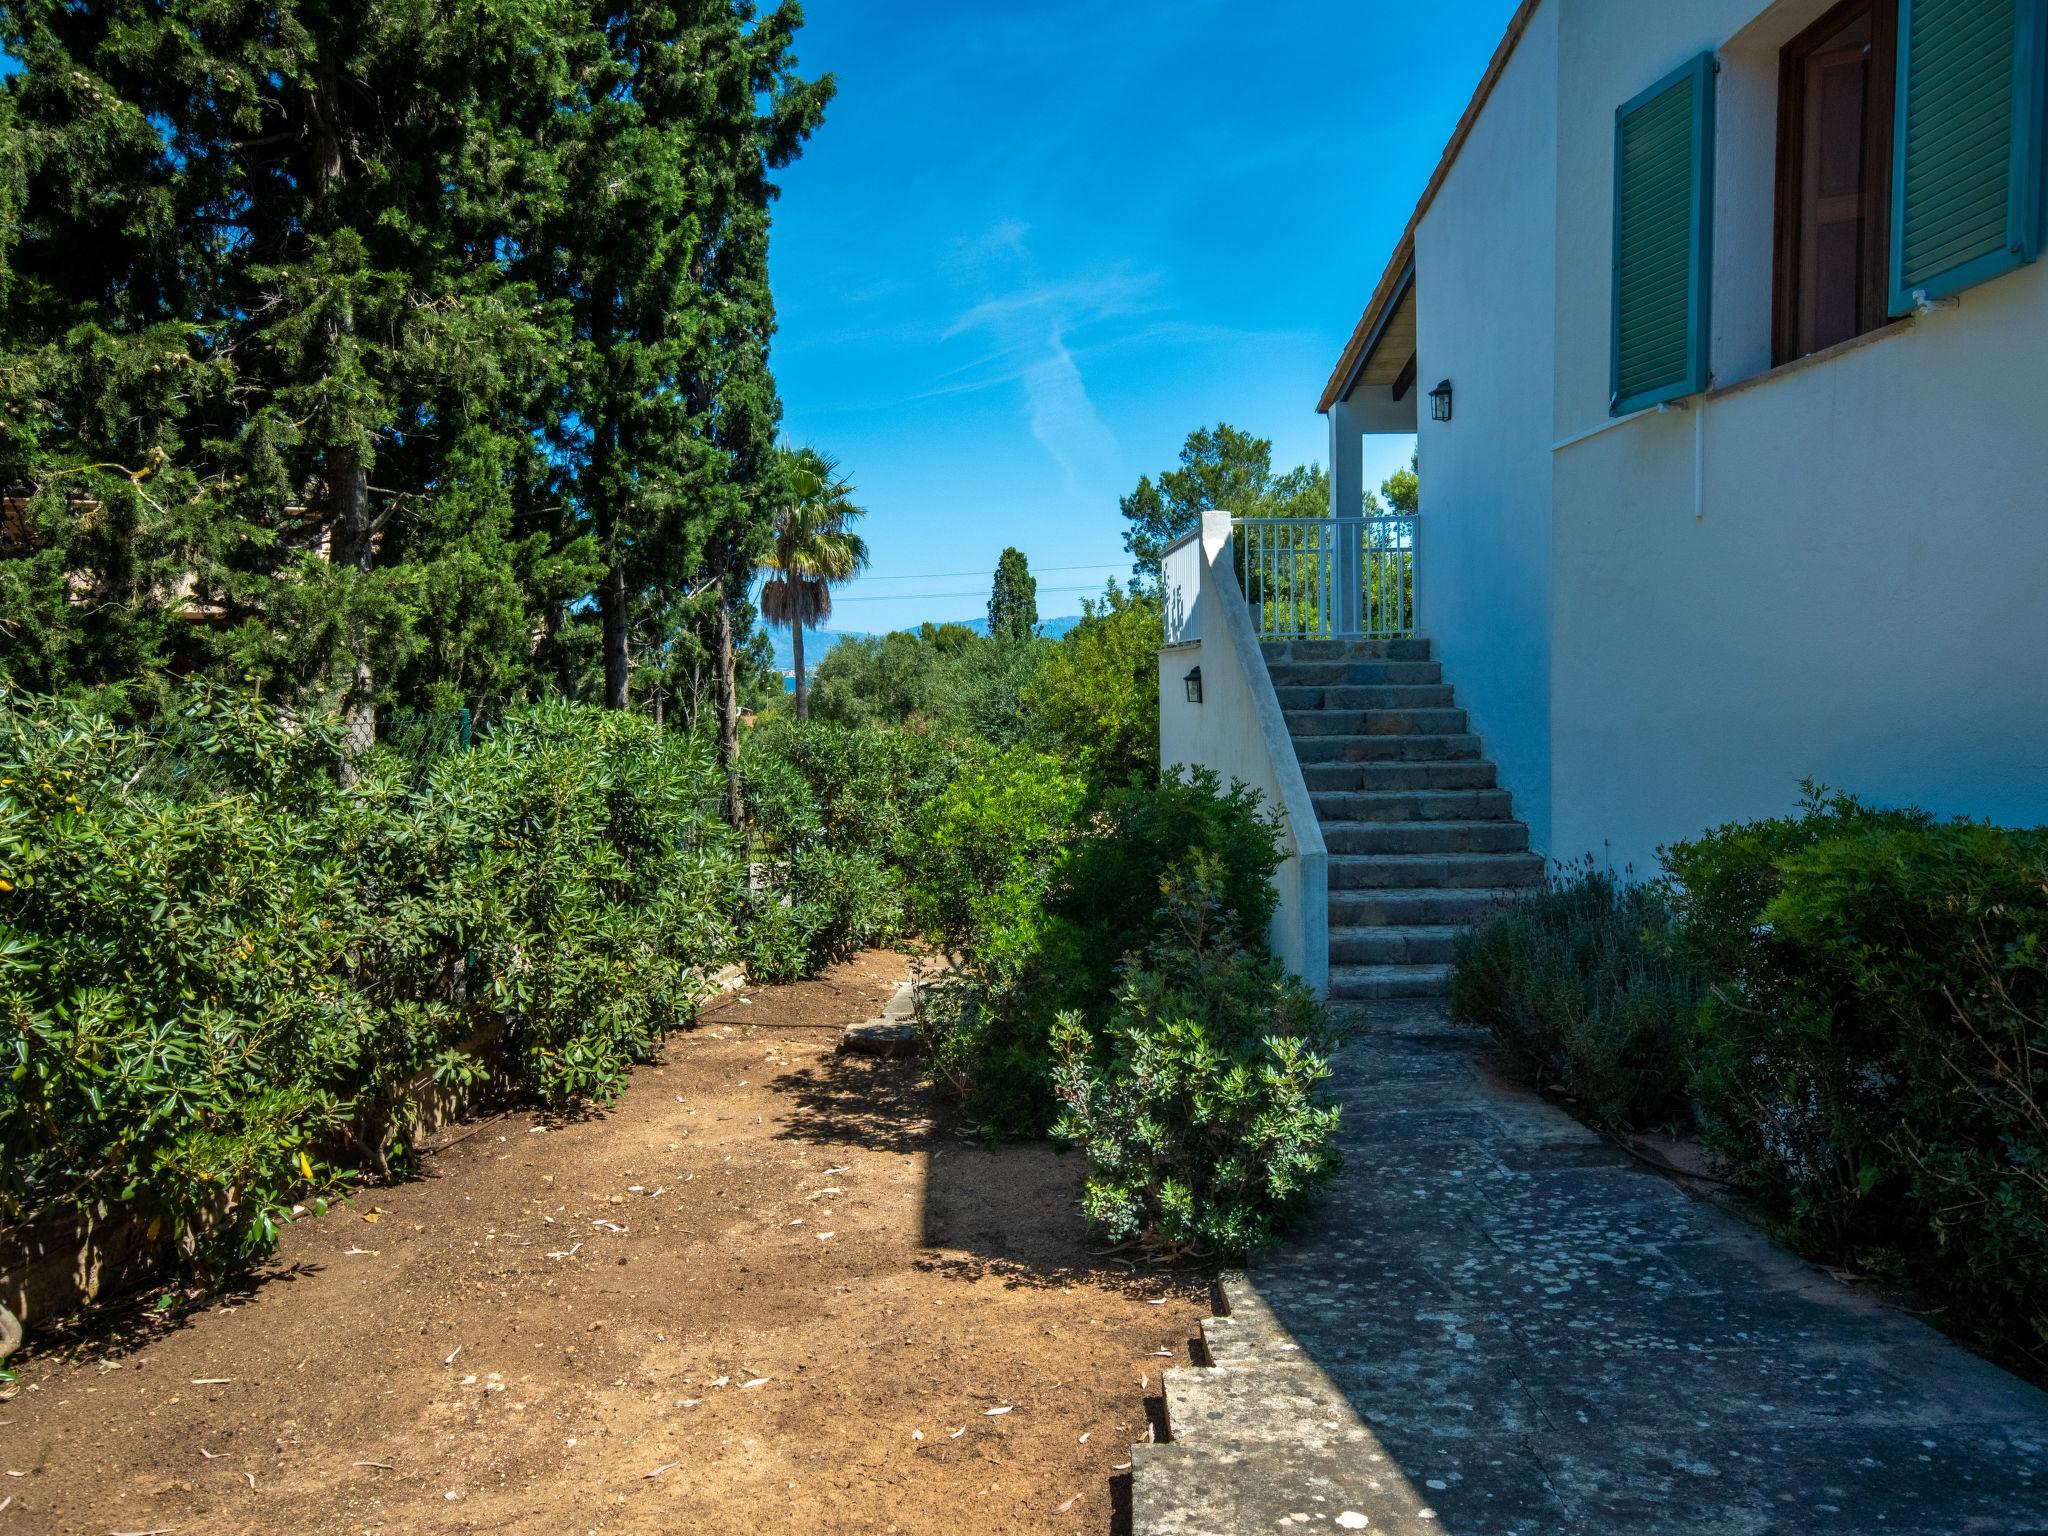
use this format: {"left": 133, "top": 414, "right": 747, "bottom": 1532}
{"left": 1772, "top": 0, "right": 1899, "bottom": 365}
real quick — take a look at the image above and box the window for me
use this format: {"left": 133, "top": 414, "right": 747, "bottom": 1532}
{"left": 1773, "top": 0, "right": 1898, "bottom": 361}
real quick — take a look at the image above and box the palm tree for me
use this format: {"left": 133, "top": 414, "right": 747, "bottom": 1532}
{"left": 757, "top": 447, "right": 869, "bottom": 718}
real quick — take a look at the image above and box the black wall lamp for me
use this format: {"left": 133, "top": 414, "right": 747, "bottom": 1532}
{"left": 1183, "top": 666, "right": 1203, "bottom": 704}
{"left": 1429, "top": 378, "right": 1454, "bottom": 422}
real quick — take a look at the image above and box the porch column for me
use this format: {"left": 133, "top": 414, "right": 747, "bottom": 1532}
{"left": 1328, "top": 396, "right": 1365, "bottom": 634}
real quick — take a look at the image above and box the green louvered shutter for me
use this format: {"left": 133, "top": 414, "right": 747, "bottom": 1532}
{"left": 1890, "top": 0, "right": 2048, "bottom": 312}
{"left": 1611, "top": 54, "right": 1716, "bottom": 416}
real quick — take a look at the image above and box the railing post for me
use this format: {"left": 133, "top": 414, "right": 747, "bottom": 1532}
{"left": 1328, "top": 400, "right": 1366, "bottom": 635}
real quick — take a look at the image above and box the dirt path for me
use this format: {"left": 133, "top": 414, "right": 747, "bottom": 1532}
{"left": 4, "top": 951, "right": 1206, "bottom": 1535}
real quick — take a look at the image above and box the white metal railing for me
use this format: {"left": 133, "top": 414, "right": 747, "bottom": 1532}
{"left": 1232, "top": 514, "right": 1417, "bottom": 639}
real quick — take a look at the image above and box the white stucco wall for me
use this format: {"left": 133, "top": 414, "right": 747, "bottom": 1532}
{"left": 1547, "top": 0, "right": 2048, "bottom": 871}
{"left": 1157, "top": 515, "right": 1330, "bottom": 996}
{"left": 1410, "top": 0, "right": 1561, "bottom": 856}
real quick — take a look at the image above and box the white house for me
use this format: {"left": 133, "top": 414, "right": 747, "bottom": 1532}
{"left": 1161, "top": 0, "right": 2048, "bottom": 998}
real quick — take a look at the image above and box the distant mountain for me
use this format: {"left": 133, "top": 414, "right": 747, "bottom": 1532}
{"left": 763, "top": 626, "right": 869, "bottom": 673}
{"left": 963, "top": 614, "right": 1084, "bottom": 639}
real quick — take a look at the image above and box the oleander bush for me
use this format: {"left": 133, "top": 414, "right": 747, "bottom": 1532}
{"left": 1051, "top": 862, "right": 1340, "bottom": 1258}
{"left": 916, "top": 763, "right": 1296, "bottom": 1143}
{"left": 1447, "top": 862, "right": 1702, "bottom": 1130}
{"left": 0, "top": 691, "right": 739, "bottom": 1275}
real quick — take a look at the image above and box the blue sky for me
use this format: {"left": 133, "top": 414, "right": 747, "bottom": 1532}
{"left": 769, "top": 0, "right": 1520, "bottom": 632}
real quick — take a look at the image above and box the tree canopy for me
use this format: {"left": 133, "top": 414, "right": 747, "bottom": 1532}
{"left": 0, "top": 0, "right": 830, "bottom": 753}
{"left": 1118, "top": 423, "right": 1329, "bottom": 578}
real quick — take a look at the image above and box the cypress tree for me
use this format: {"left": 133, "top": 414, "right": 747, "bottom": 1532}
{"left": 988, "top": 546, "right": 1038, "bottom": 643}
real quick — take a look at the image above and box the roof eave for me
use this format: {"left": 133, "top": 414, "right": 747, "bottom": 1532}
{"left": 1316, "top": 0, "right": 1545, "bottom": 415}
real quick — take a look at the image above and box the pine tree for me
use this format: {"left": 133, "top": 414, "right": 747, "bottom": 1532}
{"left": 0, "top": 0, "right": 592, "bottom": 731}
{"left": 536, "top": 0, "right": 831, "bottom": 715}
{"left": 988, "top": 547, "right": 1038, "bottom": 643}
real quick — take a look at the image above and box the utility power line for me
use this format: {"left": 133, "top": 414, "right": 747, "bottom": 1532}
{"left": 848, "top": 561, "right": 1124, "bottom": 584}
{"left": 829, "top": 581, "right": 1112, "bottom": 603}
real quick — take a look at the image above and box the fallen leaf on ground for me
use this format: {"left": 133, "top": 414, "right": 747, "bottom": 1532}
{"left": 741, "top": 1378, "right": 770, "bottom": 1389}
{"left": 443, "top": 1346, "right": 462, "bottom": 1367}
{"left": 948, "top": 1427, "right": 966, "bottom": 1439}
{"left": 644, "top": 1462, "right": 679, "bottom": 1479}
{"left": 1058, "top": 1493, "right": 1081, "bottom": 1513}
{"left": 198, "top": 1448, "right": 220, "bottom": 1460}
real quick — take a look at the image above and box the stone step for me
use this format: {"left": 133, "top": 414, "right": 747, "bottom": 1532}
{"left": 1328, "top": 851, "right": 1545, "bottom": 890}
{"left": 1292, "top": 733, "right": 1483, "bottom": 764}
{"left": 1301, "top": 759, "right": 1497, "bottom": 792}
{"left": 1329, "top": 924, "right": 1464, "bottom": 965}
{"left": 1264, "top": 660, "right": 1443, "bottom": 688}
{"left": 1285, "top": 707, "right": 1469, "bottom": 738}
{"left": 1330, "top": 886, "right": 1529, "bottom": 926}
{"left": 1131, "top": 1435, "right": 1565, "bottom": 1535}
{"left": 1272, "top": 683, "right": 1455, "bottom": 711}
{"left": 1161, "top": 1362, "right": 1366, "bottom": 1450}
{"left": 1321, "top": 819, "right": 1530, "bottom": 856}
{"left": 1328, "top": 962, "right": 1454, "bottom": 999}
{"left": 1309, "top": 787, "right": 1514, "bottom": 823}
{"left": 1259, "top": 637, "right": 1431, "bottom": 663}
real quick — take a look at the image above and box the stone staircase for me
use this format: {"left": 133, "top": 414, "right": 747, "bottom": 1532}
{"left": 1265, "top": 637, "right": 1541, "bottom": 1000}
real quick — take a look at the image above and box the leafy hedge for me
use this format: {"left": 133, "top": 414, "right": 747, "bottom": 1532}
{"left": 0, "top": 692, "right": 739, "bottom": 1273}
{"left": 1450, "top": 788, "right": 2048, "bottom": 1360}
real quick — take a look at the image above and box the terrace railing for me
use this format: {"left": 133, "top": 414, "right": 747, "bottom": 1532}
{"left": 1232, "top": 513, "right": 1416, "bottom": 640}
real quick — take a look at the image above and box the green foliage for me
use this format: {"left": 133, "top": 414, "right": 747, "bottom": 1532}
{"left": 1451, "top": 784, "right": 2048, "bottom": 1360}
{"left": 1666, "top": 790, "right": 2048, "bottom": 1352}
{"left": 1051, "top": 865, "right": 1340, "bottom": 1259}
{"left": 734, "top": 717, "right": 962, "bottom": 980}
{"left": 0, "top": 690, "right": 737, "bottom": 1274}
{"left": 1448, "top": 865, "right": 1703, "bottom": 1130}
{"left": 914, "top": 763, "right": 1288, "bottom": 1142}
{"left": 0, "top": 0, "right": 828, "bottom": 731}
{"left": 1118, "top": 423, "right": 1330, "bottom": 577}
{"left": 808, "top": 622, "right": 1048, "bottom": 744}
{"left": 758, "top": 448, "right": 869, "bottom": 718}
{"left": 906, "top": 746, "right": 1088, "bottom": 955}
{"left": 1021, "top": 583, "right": 1162, "bottom": 783}
{"left": 987, "top": 547, "right": 1039, "bottom": 643}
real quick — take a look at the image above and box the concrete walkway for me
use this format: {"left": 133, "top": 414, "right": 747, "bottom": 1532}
{"left": 1133, "top": 1004, "right": 2048, "bottom": 1535}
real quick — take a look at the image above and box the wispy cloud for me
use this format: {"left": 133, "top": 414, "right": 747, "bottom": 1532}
{"left": 936, "top": 222, "right": 1156, "bottom": 488}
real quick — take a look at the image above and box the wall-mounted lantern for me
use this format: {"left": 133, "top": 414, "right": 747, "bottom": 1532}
{"left": 1428, "top": 378, "right": 1454, "bottom": 423}
{"left": 1183, "top": 666, "right": 1203, "bottom": 704}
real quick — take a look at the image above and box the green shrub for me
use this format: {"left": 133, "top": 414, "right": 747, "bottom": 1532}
{"left": 1055, "top": 767, "right": 1282, "bottom": 999}
{"left": 1020, "top": 583, "right": 1161, "bottom": 783}
{"left": 736, "top": 717, "right": 958, "bottom": 979}
{"left": 904, "top": 744, "right": 1087, "bottom": 952}
{"left": 0, "top": 690, "right": 738, "bottom": 1275}
{"left": 915, "top": 759, "right": 1291, "bottom": 1142}
{"left": 1448, "top": 865, "right": 1702, "bottom": 1130}
{"left": 1051, "top": 864, "right": 1340, "bottom": 1258}
{"left": 787, "top": 845, "right": 905, "bottom": 962}
{"left": 1666, "top": 791, "right": 2048, "bottom": 1351}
